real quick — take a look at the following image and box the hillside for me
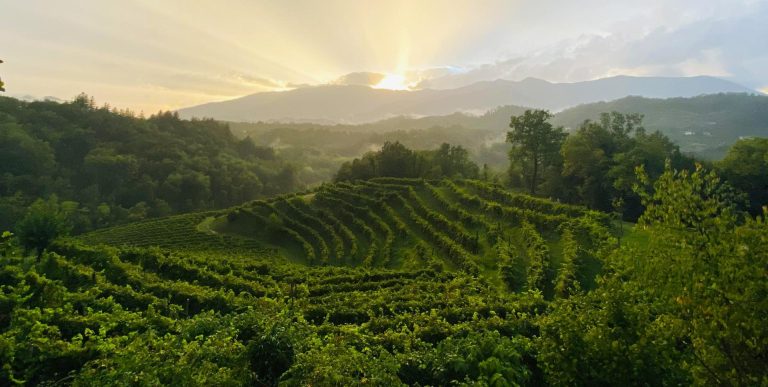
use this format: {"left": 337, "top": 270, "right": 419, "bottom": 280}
{"left": 0, "top": 95, "right": 302, "bottom": 232}
{"left": 80, "top": 178, "right": 611, "bottom": 292}
{"left": 7, "top": 163, "right": 766, "bottom": 385}
{"left": 3, "top": 234, "right": 548, "bottom": 385}
{"left": 227, "top": 94, "right": 767, "bottom": 182}
{"left": 552, "top": 93, "right": 768, "bottom": 156}
{"left": 178, "top": 75, "right": 753, "bottom": 123}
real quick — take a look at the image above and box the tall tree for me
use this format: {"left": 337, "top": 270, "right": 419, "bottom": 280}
{"left": 15, "top": 196, "right": 71, "bottom": 259}
{"left": 507, "top": 110, "right": 566, "bottom": 194}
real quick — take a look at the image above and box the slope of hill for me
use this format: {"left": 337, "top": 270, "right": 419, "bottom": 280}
{"left": 10, "top": 172, "right": 763, "bottom": 385}
{"left": 228, "top": 93, "right": 768, "bottom": 172}
{"left": 552, "top": 93, "right": 768, "bottom": 155}
{"left": 0, "top": 95, "right": 302, "bottom": 232}
{"left": 178, "top": 75, "right": 753, "bottom": 123}
{"left": 5, "top": 234, "right": 544, "bottom": 385}
{"left": 80, "top": 178, "right": 611, "bottom": 292}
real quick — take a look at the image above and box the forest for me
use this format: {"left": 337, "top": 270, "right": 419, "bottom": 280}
{"left": 0, "top": 95, "right": 302, "bottom": 232}
{"left": 0, "top": 92, "right": 766, "bottom": 385}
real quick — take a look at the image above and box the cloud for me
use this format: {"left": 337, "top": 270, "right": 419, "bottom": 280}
{"left": 331, "top": 72, "right": 386, "bottom": 87}
{"left": 417, "top": 4, "right": 768, "bottom": 90}
{"left": 231, "top": 74, "right": 286, "bottom": 89}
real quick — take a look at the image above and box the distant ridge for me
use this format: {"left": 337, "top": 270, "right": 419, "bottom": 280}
{"left": 178, "top": 75, "right": 755, "bottom": 124}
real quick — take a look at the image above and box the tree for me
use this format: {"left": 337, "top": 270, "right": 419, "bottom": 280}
{"left": 718, "top": 137, "right": 768, "bottom": 214}
{"left": 0, "top": 58, "right": 5, "bottom": 92}
{"left": 538, "top": 163, "right": 767, "bottom": 385}
{"left": 560, "top": 120, "right": 614, "bottom": 208}
{"left": 15, "top": 196, "right": 71, "bottom": 259}
{"left": 432, "top": 143, "right": 479, "bottom": 178}
{"left": 334, "top": 142, "right": 479, "bottom": 181}
{"left": 630, "top": 162, "right": 768, "bottom": 385}
{"left": 559, "top": 112, "right": 692, "bottom": 218}
{"left": 377, "top": 141, "right": 419, "bottom": 178}
{"left": 507, "top": 110, "right": 566, "bottom": 194}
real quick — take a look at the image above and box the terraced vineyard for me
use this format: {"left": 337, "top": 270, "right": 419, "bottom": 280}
{"left": 2, "top": 178, "right": 619, "bottom": 384}
{"left": 12, "top": 174, "right": 759, "bottom": 385}
{"left": 6, "top": 236, "right": 549, "bottom": 384}
{"left": 79, "top": 211, "right": 271, "bottom": 254}
{"left": 81, "top": 178, "right": 613, "bottom": 295}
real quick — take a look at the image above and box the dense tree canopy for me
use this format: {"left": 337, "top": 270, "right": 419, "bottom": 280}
{"left": 718, "top": 137, "right": 768, "bottom": 214}
{"left": 559, "top": 112, "right": 694, "bottom": 218}
{"left": 0, "top": 95, "right": 302, "bottom": 232}
{"left": 538, "top": 163, "right": 768, "bottom": 385}
{"left": 506, "top": 110, "right": 696, "bottom": 220}
{"left": 334, "top": 141, "right": 479, "bottom": 181}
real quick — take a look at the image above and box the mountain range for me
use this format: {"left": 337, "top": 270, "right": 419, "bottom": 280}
{"left": 178, "top": 75, "right": 756, "bottom": 124}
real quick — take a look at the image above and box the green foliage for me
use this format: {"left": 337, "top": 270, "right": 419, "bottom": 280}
{"left": 506, "top": 109, "right": 567, "bottom": 194}
{"left": 553, "top": 228, "right": 580, "bottom": 298}
{"left": 1, "top": 231, "right": 14, "bottom": 257}
{"left": 0, "top": 239, "right": 542, "bottom": 385}
{"left": 631, "top": 163, "right": 768, "bottom": 385}
{"left": 537, "top": 281, "right": 692, "bottom": 386}
{"left": 718, "top": 136, "right": 768, "bottom": 214}
{"left": 538, "top": 163, "right": 768, "bottom": 385}
{"left": 399, "top": 331, "right": 532, "bottom": 386}
{"left": 559, "top": 111, "right": 694, "bottom": 219}
{"left": 15, "top": 196, "right": 71, "bottom": 258}
{"left": 203, "top": 179, "right": 601, "bottom": 283}
{"left": 0, "top": 95, "right": 302, "bottom": 232}
{"left": 497, "top": 241, "right": 525, "bottom": 292}
{"left": 521, "top": 221, "right": 550, "bottom": 292}
{"left": 552, "top": 93, "right": 768, "bottom": 157}
{"left": 2, "top": 163, "right": 766, "bottom": 384}
{"left": 335, "top": 141, "right": 479, "bottom": 181}
{"left": 281, "top": 340, "right": 402, "bottom": 386}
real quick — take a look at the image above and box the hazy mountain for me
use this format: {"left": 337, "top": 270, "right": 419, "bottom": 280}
{"left": 552, "top": 93, "right": 768, "bottom": 156}
{"left": 229, "top": 93, "right": 768, "bottom": 165}
{"left": 178, "top": 75, "right": 755, "bottom": 124}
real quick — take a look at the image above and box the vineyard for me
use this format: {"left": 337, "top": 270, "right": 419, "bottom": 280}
{"left": 0, "top": 179, "right": 614, "bottom": 384}
{"left": 81, "top": 178, "right": 613, "bottom": 295}
{"left": 2, "top": 233, "right": 562, "bottom": 385}
{"left": 4, "top": 172, "right": 763, "bottom": 385}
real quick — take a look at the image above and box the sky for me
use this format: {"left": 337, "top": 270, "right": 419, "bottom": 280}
{"left": 1, "top": 0, "right": 766, "bottom": 113}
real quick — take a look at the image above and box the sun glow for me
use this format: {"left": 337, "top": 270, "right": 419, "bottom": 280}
{"left": 373, "top": 74, "right": 410, "bottom": 90}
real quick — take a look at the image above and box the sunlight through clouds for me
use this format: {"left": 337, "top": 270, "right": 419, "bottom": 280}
{"left": 0, "top": 0, "right": 765, "bottom": 111}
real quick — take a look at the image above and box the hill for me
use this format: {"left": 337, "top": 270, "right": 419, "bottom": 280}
{"left": 178, "top": 75, "right": 753, "bottom": 123}
{"left": 80, "top": 178, "right": 611, "bottom": 292}
{"left": 0, "top": 95, "right": 302, "bottom": 232}
{"left": 5, "top": 163, "right": 766, "bottom": 385}
{"left": 4, "top": 233, "right": 547, "bottom": 385}
{"left": 552, "top": 93, "right": 768, "bottom": 156}
{"left": 227, "top": 94, "right": 767, "bottom": 183}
